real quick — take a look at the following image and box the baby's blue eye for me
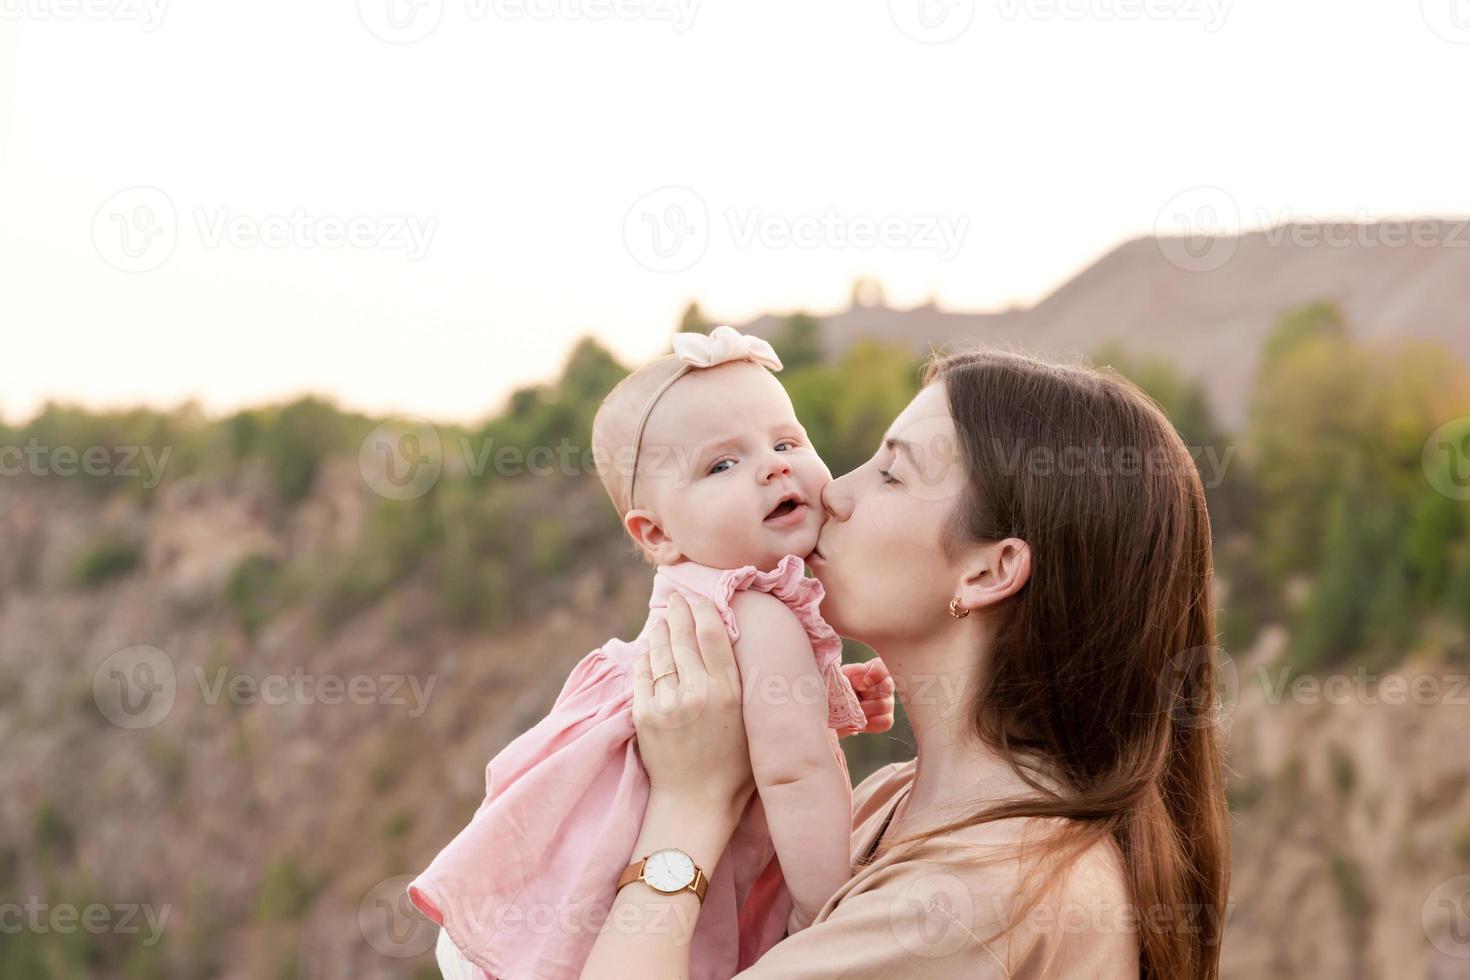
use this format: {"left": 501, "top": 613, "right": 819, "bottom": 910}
{"left": 775, "top": 440, "right": 796, "bottom": 451}
{"left": 710, "top": 459, "right": 733, "bottom": 475}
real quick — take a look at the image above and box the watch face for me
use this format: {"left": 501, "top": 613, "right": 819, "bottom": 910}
{"left": 642, "top": 848, "right": 696, "bottom": 893}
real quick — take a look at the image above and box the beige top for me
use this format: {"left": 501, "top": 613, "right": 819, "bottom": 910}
{"left": 735, "top": 760, "right": 1140, "bottom": 978}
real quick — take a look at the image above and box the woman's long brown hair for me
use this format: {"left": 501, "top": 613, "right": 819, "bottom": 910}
{"left": 882, "top": 348, "right": 1230, "bottom": 979}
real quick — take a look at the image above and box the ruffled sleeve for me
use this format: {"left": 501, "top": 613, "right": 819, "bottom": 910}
{"left": 710, "top": 554, "right": 865, "bottom": 732}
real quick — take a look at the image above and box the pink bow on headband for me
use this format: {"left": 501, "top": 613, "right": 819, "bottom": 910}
{"left": 671, "top": 325, "right": 783, "bottom": 372}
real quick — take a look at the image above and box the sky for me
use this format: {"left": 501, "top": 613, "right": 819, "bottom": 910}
{"left": 3, "top": 0, "right": 1468, "bottom": 426}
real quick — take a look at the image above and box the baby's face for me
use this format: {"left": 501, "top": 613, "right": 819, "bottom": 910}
{"left": 634, "top": 361, "right": 830, "bottom": 571}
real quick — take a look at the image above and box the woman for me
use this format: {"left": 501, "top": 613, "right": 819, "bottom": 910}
{"left": 581, "top": 349, "right": 1230, "bottom": 978}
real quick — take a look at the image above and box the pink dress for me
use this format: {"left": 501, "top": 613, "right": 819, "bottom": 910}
{"left": 408, "top": 553, "right": 866, "bottom": 980}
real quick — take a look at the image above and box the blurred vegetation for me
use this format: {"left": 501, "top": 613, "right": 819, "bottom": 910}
{"left": 7, "top": 299, "right": 1467, "bottom": 669}
{"left": 253, "top": 857, "right": 319, "bottom": 922}
{"left": 225, "top": 554, "right": 283, "bottom": 637}
{"left": 7, "top": 298, "right": 1470, "bottom": 976}
{"left": 7, "top": 299, "right": 1470, "bottom": 785}
{"left": 70, "top": 536, "right": 142, "bottom": 588}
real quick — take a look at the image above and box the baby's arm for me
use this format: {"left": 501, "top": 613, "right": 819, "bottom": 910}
{"left": 728, "top": 590, "right": 852, "bottom": 932}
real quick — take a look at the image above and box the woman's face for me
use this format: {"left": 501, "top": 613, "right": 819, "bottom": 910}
{"left": 807, "top": 382, "right": 969, "bottom": 645}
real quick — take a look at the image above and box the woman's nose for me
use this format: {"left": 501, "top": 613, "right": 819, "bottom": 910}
{"left": 820, "top": 470, "right": 853, "bottom": 521}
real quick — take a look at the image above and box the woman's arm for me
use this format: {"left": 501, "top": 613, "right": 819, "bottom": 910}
{"left": 728, "top": 590, "right": 852, "bottom": 930}
{"left": 580, "top": 593, "right": 755, "bottom": 980}
{"left": 578, "top": 788, "right": 743, "bottom": 979}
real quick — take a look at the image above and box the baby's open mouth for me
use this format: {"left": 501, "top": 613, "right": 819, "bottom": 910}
{"left": 763, "top": 493, "right": 807, "bottom": 524}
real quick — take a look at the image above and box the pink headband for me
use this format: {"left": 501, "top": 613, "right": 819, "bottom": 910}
{"left": 624, "top": 325, "right": 783, "bottom": 511}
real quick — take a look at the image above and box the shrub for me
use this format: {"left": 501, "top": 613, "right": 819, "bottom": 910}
{"left": 227, "top": 553, "right": 283, "bottom": 636}
{"left": 530, "top": 518, "right": 570, "bottom": 575}
{"left": 1328, "top": 851, "right": 1372, "bottom": 924}
{"left": 33, "top": 800, "right": 75, "bottom": 862}
{"left": 1329, "top": 743, "right": 1357, "bottom": 799}
{"left": 71, "top": 536, "right": 141, "bottom": 587}
{"left": 254, "top": 857, "right": 318, "bottom": 922}
{"left": 1455, "top": 823, "right": 1470, "bottom": 863}
{"left": 382, "top": 810, "right": 413, "bottom": 840}
{"left": 1226, "top": 778, "right": 1264, "bottom": 812}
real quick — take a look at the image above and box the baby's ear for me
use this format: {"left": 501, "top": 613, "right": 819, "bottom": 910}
{"left": 624, "top": 509, "right": 682, "bottom": 564}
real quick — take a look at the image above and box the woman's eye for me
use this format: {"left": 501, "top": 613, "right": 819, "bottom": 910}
{"left": 878, "top": 468, "right": 898, "bottom": 485}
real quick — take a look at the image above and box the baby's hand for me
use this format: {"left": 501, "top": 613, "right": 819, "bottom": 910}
{"left": 837, "top": 659, "right": 896, "bottom": 736}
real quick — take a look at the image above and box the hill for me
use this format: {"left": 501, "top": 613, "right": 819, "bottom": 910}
{"left": 740, "top": 221, "right": 1470, "bottom": 427}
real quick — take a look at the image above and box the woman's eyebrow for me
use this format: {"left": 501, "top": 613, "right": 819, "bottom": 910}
{"left": 884, "top": 437, "right": 918, "bottom": 464}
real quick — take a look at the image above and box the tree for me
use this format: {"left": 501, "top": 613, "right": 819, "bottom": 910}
{"left": 559, "top": 337, "right": 626, "bottom": 405}
{"left": 772, "top": 313, "right": 823, "bottom": 372}
{"left": 678, "top": 301, "right": 712, "bottom": 335}
{"left": 1258, "top": 300, "right": 1347, "bottom": 377}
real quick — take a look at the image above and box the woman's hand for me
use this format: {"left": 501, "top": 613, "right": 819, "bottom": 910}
{"left": 634, "top": 592, "right": 755, "bottom": 819}
{"left": 839, "top": 658, "right": 897, "bottom": 736}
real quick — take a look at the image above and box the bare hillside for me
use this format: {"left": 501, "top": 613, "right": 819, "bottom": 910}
{"left": 742, "top": 221, "right": 1470, "bottom": 426}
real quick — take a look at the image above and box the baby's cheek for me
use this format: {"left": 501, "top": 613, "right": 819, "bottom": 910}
{"left": 801, "top": 452, "right": 833, "bottom": 488}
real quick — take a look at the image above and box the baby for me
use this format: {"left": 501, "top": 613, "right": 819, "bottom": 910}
{"left": 409, "top": 326, "right": 891, "bottom": 980}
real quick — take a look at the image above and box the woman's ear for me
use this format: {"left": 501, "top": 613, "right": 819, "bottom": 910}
{"left": 623, "top": 509, "right": 684, "bottom": 564}
{"left": 953, "top": 537, "right": 1031, "bottom": 614}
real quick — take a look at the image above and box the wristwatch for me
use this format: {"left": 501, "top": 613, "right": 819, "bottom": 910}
{"left": 616, "top": 848, "right": 709, "bottom": 903}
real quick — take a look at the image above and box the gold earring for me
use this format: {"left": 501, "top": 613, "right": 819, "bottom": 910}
{"left": 948, "top": 597, "right": 969, "bottom": 619}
